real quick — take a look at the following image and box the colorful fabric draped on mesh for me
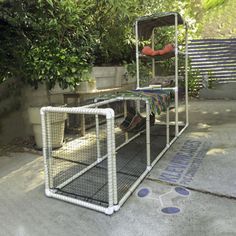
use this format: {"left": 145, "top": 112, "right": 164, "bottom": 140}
{"left": 130, "top": 89, "right": 172, "bottom": 115}
{"left": 101, "top": 89, "right": 172, "bottom": 115}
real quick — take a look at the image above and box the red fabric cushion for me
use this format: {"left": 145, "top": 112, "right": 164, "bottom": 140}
{"left": 142, "top": 46, "right": 156, "bottom": 56}
{"left": 142, "top": 44, "right": 174, "bottom": 57}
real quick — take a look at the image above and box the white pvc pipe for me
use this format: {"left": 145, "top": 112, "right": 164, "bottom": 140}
{"left": 151, "top": 124, "right": 189, "bottom": 168}
{"left": 56, "top": 156, "right": 106, "bottom": 189}
{"left": 84, "top": 97, "right": 149, "bottom": 108}
{"left": 174, "top": 13, "right": 179, "bottom": 137}
{"left": 124, "top": 100, "right": 129, "bottom": 142}
{"left": 185, "top": 23, "right": 189, "bottom": 125}
{"left": 95, "top": 114, "right": 101, "bottom": 160}
{"left": 94, "top": 98, "right": 101, "bottom": 160}
{"left": 152, "top": 29, "right": 155, "bottom": 80}
{"left": 178, "top": 123, "right": 189, "bottom": 136}
{"left": 135, "top": 21, "right": 140, "bottom": 89}
{"left": 106, "top": 117, "right": 114, "bottom": 208}
{"left": 146, "top": 100, "right": 151, "bottom": 167}
{"left": 136, "top": 86, "right": 175, "bottom": 91}
{"left": 46, "top": 190, "right": 113, "bottom": 215}
{"left": 117, "top": 168, "right": 150, "bottom": 208}
{"left": 84, "top": 98, "right": 119, "bottom": 109}
{"left": 151, "top": 146, "right": 170, "bottom": 167}
{"left": 116, "top": 132, "right": 141, "bottom": 151}
{"left": 41, "top": 110, "right": 50, "bottom": 191}
{"left": 111, "top": 117, "right": 118, "bottom": 205}
{"left": 46, "top": 112, "right": 54, "bottom": 188}
{"left": 166, "top": 107, "right": 170, "bottom": 146}
{"left": 117, "top": 123, "right": 189, "bottom": 210}
{"left": 41, "top": 89, "right": 189, "bottom": 215}
{"left": 41, "top": 106, "right": 115, "bottom": 119}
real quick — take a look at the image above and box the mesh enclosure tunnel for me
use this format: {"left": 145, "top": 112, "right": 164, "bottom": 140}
{"left": 41, "top": 11, "right": 189, "bottom": 215}
{"left": 41, "top": 95, "right": 177, "bottom": 215}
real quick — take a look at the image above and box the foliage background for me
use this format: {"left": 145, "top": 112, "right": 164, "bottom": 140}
{"left": 193, "top": 0, "right": 236, "bottom": 38}
{"left": 0, "top": 0, "right": 235, "bottom": 89}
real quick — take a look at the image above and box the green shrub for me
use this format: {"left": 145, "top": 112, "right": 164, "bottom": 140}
{"left": 0, "top": 0, "right": 198, "bottom": 89}
{"left": 0, "top": 0, "right": 95, "bottom": 89}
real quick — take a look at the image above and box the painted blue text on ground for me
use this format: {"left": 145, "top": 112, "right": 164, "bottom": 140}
{"left": 158, "top": 139, "right": 209, "bottom": 185}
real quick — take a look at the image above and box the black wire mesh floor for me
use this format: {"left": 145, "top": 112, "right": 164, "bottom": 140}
{"left": 53, "top": 124, "right": 180, "bottom": 207}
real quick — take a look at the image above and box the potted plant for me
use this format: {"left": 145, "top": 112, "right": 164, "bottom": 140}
{"left": 0, "top": 0, "right": 95, "bottom": 148}
{"left": 24, "top": 1, "right": 96, "bottom": 148}
{"left": 27, "top": 106, "right": 67, "bottom": 149}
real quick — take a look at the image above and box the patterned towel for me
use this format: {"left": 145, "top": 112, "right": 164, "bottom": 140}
{"left": 99, "top": 89, "right": 172, "bottom": 115}
{"left": 130, "top": 89, "right": 171, "bottom": 115}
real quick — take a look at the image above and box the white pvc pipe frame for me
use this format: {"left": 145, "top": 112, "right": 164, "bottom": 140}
{"left": 135, "top": 13, "right": 189, "bottom": 135}
{"left": 40, "top": 93, "right": 187, "bottom": 215}
{"left": 41, "top": 106, "right": 116, "bottom": 215}
{"left": 40, "top": 14, "right": 189, "bottom": 215}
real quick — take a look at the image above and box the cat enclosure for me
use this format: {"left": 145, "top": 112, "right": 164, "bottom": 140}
{"left": 41, "top": 12, "right": 189, "bottom": 215}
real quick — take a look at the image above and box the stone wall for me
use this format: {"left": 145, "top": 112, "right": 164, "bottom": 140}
{"left": 93, "top": 66, "right": 135, "bottom": 89}
{"left": 0, "top": 79, "right": 64, "bottom": 144}
{"left": 0, "top": 66, "right": 135, "bottom": 144}
{"left": 0, "top": 79, "right": 24, "bottom": 144}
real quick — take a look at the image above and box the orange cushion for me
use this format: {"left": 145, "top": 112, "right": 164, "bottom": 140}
{"left": 142, "top": 44, "right": 174, "bottom": 57}
{"left": 142, "top": 46, "right": 156, "bottom": 56}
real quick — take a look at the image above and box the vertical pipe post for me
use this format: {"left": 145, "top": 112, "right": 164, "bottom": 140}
{"left": 41, "top": 109, "right": 50, "bottom": 192}
{"left": 94, "top": 98, "right": 101, "bottom": 162}
{"left": 146, "top": 100, "right": 151, "bottom": 168}
{"left": 46, "top": 111, "right": 53, "bottom": 188}
{"left": 95, "top": 114, "right": 101, "bottom": 160}
{"left": 135, "top": 21, "right": 140, "bottom": 89}
{"left": 111, "top": 116, "right": 118, "bottom": 205}
{"left": 124, "top": 100, "right": 128, "bottom": 142}
{"left": 174, "top": 13, "right": 179, "bottom": 137}
{"left": 80, "top": 97, "right": 86, "bottom": 136}
{"left": 151, "top": 29, "right": 155, "bottom": 82}
{"left": 166, "top": 107, "right": 170, "bottom": 146}
{"left": 95, "top": 98, "right": 101, "bottom": 161}
{"left": 106, "top": 116, "right": 114, "bottom": 209}
{"left": 185, "top": 23, "right": 189, "bottom": 125}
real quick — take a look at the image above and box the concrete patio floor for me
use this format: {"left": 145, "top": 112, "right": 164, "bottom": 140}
{"left": 0, "top": 99, "right": 236, "bottom": 236}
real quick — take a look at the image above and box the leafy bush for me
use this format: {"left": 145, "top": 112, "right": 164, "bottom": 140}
{"left": 0, "top": 0, "right": 198, "bottom": 89}
{"left": 202, "top": 0, "right": 225, "bottom": 10}
{"left": 126, "top": 60, "right": 152, "bottom": 87}
{"left": 0, "top": 0, "right": 95, "bottom": 89}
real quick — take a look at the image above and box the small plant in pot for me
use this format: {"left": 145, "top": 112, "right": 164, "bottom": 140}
{"left": 22, "top": 1, "right": 95, "bottom": 149}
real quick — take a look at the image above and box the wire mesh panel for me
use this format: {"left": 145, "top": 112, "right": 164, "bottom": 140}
{"left": 40, "top": 94, "right": 179, "bottom": 214}
{"left": 41, "top": 106, "right": 116, "bottom": 214}
{"left": 112, "top": 100, "right": 148, "bottom": 201}
{"left": 51, "top": 113, "right": 109, "bottom": 205}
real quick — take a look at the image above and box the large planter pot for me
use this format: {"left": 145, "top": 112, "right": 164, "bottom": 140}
{"left": 28, "top": 107, "right": 67, "bottom": 149}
